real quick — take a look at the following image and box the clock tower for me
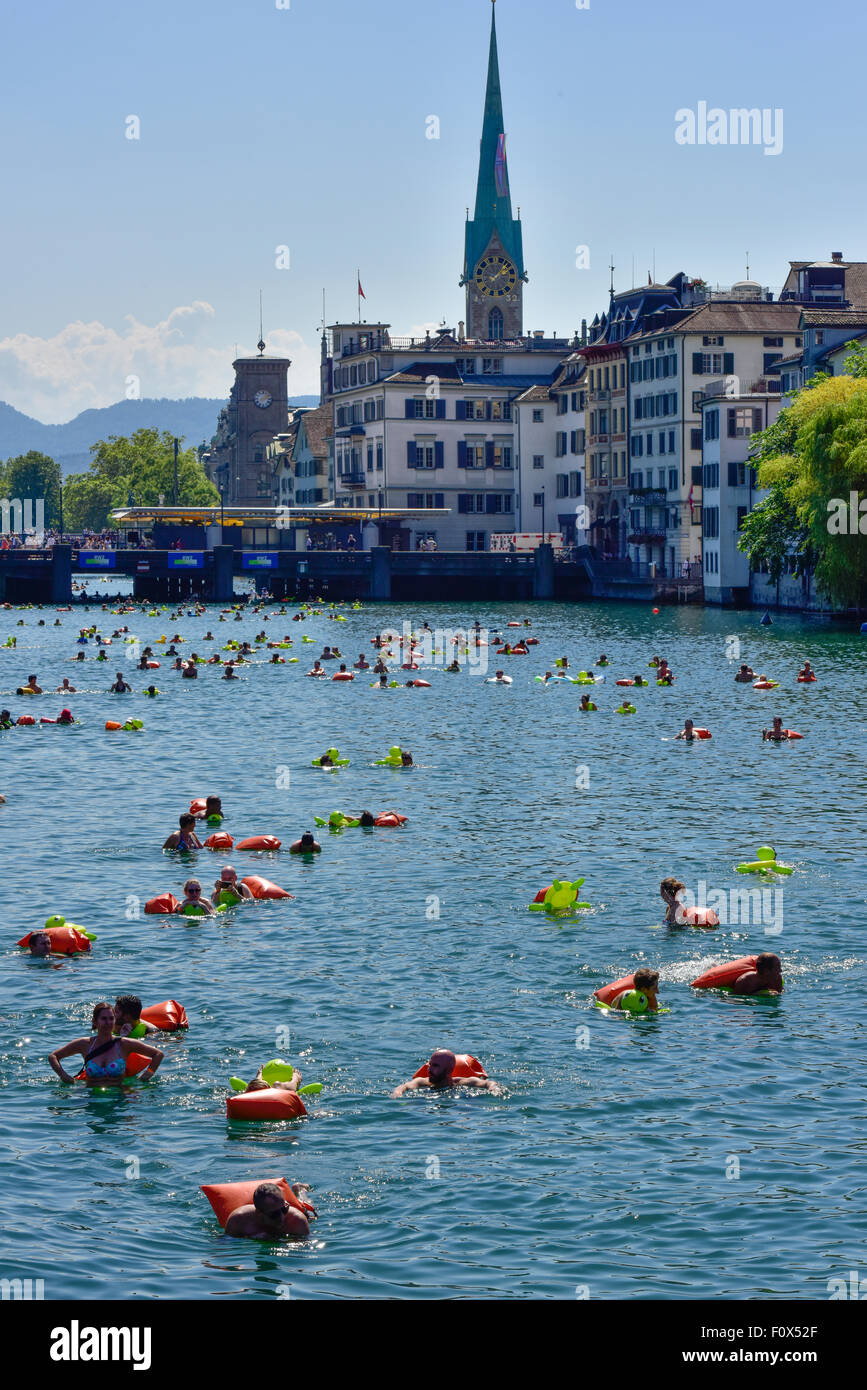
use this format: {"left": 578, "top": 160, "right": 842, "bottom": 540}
{"left": 461, "top": 0, "right": 526, "bottom": 341}
{"left": 228, "top": 342, "right": 291, "bottom": 507}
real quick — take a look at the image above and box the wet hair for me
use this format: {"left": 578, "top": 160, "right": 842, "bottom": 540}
{"left": 401, "top": 751, "right": 413, "bottom": 765}
{"left": 205, "top": 796, "right": 221, "bottom": 810}
{"left": 633, "top": 968, "right": 659, "bottom": 991}
{"left": 253, "top": 1181, "right": 285, "bottom": 1212}
{"left": 661, "top": 877, "right": 685, "bottom": 897}
{"left": 29, "top": 931, "right": 51, "bottom": 950}
{"left": 179, "top": 813, "right": 195, "bottom": 828}
{"left": 359, "top": 811, "right": 375, "bottom": 827}
{"left": 300, "top": 831, "right": 316, "bottom": 846}
{"left": 115, "top": 994, "right": 142, "bottom": 1020}
{"left": 91, "top": 1001, "right": 113, "bottom": 1029}
{"left": 756, "top": 953, "right": 781, "bottom": 973}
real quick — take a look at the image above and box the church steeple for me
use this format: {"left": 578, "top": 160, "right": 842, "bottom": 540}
{"left": 462, "top": 0, "right": 525, "bottom": 340}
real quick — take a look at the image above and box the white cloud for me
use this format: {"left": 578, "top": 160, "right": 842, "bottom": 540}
{"left": 0, "top": 304, "right": 322, "bottom": 423}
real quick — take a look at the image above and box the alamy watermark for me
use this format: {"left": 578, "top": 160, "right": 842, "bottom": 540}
{"left": 677, "top": 880, "right": 783, "bottom": 934}
{"left": 827, "top": 492, "right": 867, "bottom": 535}
{"left": 377, "top": 622, "right": 489, "bottom": 675}
{"left": 1, "top": 498, "right": 45, "bottom": 535}
{"left": 675, "top": 103, "right": 783, "bottom": 157}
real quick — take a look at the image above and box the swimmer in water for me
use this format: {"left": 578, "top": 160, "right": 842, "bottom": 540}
{"left": 195, "top": 796, "right": 223, "bottom": 823}
{"left": 48, "top": 1003, "right": 164, "bottom": 1085}
{"left": 354, "top": 654, "right": 370, "bottom": 669}
{"left": 56, "top": 678, "right": 76, "bottom": 693}
{"left": 28, "top": 931, "right": 53, "bottom": 957}
{"left": 113, "top": 995, "right": 157, "bottom": 1037}
{"left": 675, "top": 719, "right": 706, "bottom": 741}
{"left": 612, "top": 968, "right": 660, "bottom": 1012}
{"left": 143, "top": 685, "right": 159, "bottom": 697}
{"left": 242, "top": 1065, "right": 305, "bottom": 1094}
{"left": 391, "top": 1049, "right": 502, "bottom": 1097}
{"left": 176, "top": 879, "right": 215, "bottom": 915}
{"left": 730, "top": 952, "right": 783, "bottom": 996}
{"left": 163, "top": 813, "right": 203, "bottom": 851}
{"left": 109, "top": 671, "right": 131, "bottom": 693}
{"left": 763, "top": 716, "right": 796, "bottom": 742}
{"left": 307, "top": 661, "right": 326, "bottom": 677}
{"left": 798, "top": 661, "right": 815, "bottom": 680}
{"left": 578, "top": 694, "right": 597, "bottom": 711}
{"left": 400, "top": 751, "right": 413, "bottom": 766}
{"left": 22, "top": 674, "right": 42, "bottom": 693}
{"left": 660, "top": 876, "right": 687, "bottom": 924}
{"left": 222, "top": 663, "right": 237, "bottom": 680}
{"left": 223, "top": 1181, "right": 316, "bottom": 1240}
{"left": 289, "top": 831, "right": 322, "bottom": 854}
{"left": 211, "top": 866, "right": 254, "bottom": 906}
{"left": 319, "top": 645, "right": 336, "bottom": 660}
{"left": 0, "top": 711, "right": 12, "bottom": 729}
{"left": 181, "top": 661, "right": 198, "bottom": 679}
{"left": 734, "top": 663, "right": 756, "bottom": 683}
{"left": 445, "top": 659, "right": 461, "bottom": 673}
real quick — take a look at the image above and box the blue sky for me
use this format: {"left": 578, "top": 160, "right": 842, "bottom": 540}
{"left": 2, "top": 0, "right": 865, "bottom": 421}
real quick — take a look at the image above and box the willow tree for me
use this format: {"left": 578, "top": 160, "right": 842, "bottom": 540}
{"left": 739, "top": 343, "right": 867, "bottom": 612}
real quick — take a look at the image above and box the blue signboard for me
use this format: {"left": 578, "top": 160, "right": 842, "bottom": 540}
{"left": 168, "top": 552, "right": 204, "bottom": 570}
{"left": 79, "top": 552, "right": 116, "bottom": 569}
{"left": 242, "top": 552, "right": 278, "bottom": 570}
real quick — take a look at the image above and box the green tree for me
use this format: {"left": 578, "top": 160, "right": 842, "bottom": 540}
{"left": 739, "top": 367, "right": 867, "bottom": 611}
{"left": 0, "top": 451, "right": 62, "bottom": 528}
{"left": 61, "top": 429, "right": 219, "bottom": 531}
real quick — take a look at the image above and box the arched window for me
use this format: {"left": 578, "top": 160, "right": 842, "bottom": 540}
{"left": 488, "top": 307, "right": 504, "bottom": 341}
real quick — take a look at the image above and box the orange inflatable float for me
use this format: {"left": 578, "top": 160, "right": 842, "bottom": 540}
{"left": 691, "top": 956, "right": 757, "bottom": 989}
{"left": 204, "top": 832, "right": 234, "bottom": 850}
{"left": 797, "top": 674, "right": 816, "bottom": 683}
{"left": 676, "top": 906, "right": 719, "bottom": 926}
{"left": 241, "top": 875, "right": 293, "bottom": 900}
{"left": 105, "top": 720, "right": 122, "bottom": 731}
{"left": 374, "top": 813, "right": 407, "bottom": 827}
{"left": 18, "top": 926, "right": 91, "bottom": 955}
{"left": 753, "top": 680, "right": 777, "bottom": 690}
{"left": 145, "top": 893, "right": 181, "bottom": 915}
{"left": 226, "top": 1089, "right": 307, "bottom": 1121}
{"left": 200, "top": 1177, "right": 314, "bottom": 1227}
{"left": 189, "top": 799, "right": 207, "bottom": 816}
{"left": 332, "top": 671, "right": 354, "bottom": 681}
{"left": 16, "top": 715, "right": 35, "bottom": 726}
{"left": 236, "top": 836, "right": 281, "bottom": 852}
{"left": 412, "top": 1054, "right": 487, "bottom": 1080}
{"left": 691, "top": 728, "right": 712, "bottom": 739}
{"left": 141, "top": 999, "right": 188, "bottom": 1030}
{"left": 594, "top": 974, "right": 636, "bottom": 1006}
{"left": 146, "top": 660, "right": 160, "bottom": 669}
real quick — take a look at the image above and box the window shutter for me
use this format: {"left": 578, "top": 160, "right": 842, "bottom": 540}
{"left": 456, "top": 400, "right": 466, "bottom": 421}
{"left": 728, "top": 460, "right": 738, "bottom": 487}
{"left": 457, "top": 442, "right": 467, "bottom": 468}
{"left": 405, "top": 399, "right": 415, "bottom": 418}
{"left": 458, "top": 495, "right": 469, "bottom": 513}
{"left": 753, "top": 409, "right": 763, "bottom": 431}
{"left": 723, "top": 353, "right": 734, "bottom": 375}
{"left": 435, "top": 493, "right": 443, "bottom": 508}
{"left": 435, "top": 399, "right": 446, "bottom": 419}
{"left": 486, "top": 401, "right": 493, "bottom": 421}
{"left": 407, "top": 442, "right": 417, "bottom": 468}
{"left": 485, "top": 494, "right": 497, "bottom": 514}
{"left": 434, "top": 442, "right": 444, "bottom": 469}
{"left": 692, "top": 352, "right": 704, "bottom": 374}
{"left": 727, "top": 409, "right": 736, "bottom": 438}
{"left": 485, "top": 441, "right": 495, "bottom": 468}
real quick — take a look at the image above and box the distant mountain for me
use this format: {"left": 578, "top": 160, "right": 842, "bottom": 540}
{"left": 0, "top": 396, "right": 320, "bottom": 476}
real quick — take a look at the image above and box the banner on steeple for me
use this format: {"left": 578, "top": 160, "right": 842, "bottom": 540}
{"left": 494, "top": 133, "right": 508, "bottom": 198}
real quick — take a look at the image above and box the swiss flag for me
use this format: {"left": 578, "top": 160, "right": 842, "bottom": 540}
{"left": 358, "top": 277, "right": 366, "bottom": 300}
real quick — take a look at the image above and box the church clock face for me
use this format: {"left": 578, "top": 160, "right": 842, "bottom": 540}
{"left": 253, "top": 389, "right": 272, "bottom": 409}
{"left": 474, "top": 255, "right": 518, "bottom": 297}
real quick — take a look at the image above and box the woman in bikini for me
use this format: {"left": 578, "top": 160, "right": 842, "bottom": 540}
{"left": 48, "top": 1003, "right": 164, "bottom": 1086}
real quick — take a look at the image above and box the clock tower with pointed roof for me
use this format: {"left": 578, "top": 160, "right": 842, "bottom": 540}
{"left": 461, "top": 0, "right": 526, "bottom": 341}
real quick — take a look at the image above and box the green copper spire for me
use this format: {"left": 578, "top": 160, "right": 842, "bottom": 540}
{"left": 463, "top": 1, "right": 524, "bottom": 284}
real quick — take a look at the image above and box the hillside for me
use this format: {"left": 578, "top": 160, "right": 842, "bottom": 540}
{"left": 0, "top": 396, "right": 320, "bottom": 476}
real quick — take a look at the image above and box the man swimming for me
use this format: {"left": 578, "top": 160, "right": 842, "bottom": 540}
{"left": 211, "top": 866, "right": 254, "bottom": 906}
{"left": 224, "top": 1182, "right": 315, "bottom": 1240}
{"left": 109, "top": 671, "right": 131, "bottom": 693}
{"left": 730, "top": 953, "right": 783, "bottom": 995}
{"left": 391, "top": 1049, "right": 501, "bottom": 1097}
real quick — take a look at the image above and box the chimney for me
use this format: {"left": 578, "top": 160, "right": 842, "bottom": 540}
{"left": 458, "top": 320, "right": 465, "bottom": 341}
{"left": 831, "top": 251, "right": 843, "bottom": 262}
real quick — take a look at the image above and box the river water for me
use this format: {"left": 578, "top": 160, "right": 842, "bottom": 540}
{"left": 1, "top": 590, "right": 865, "bottom": 1299}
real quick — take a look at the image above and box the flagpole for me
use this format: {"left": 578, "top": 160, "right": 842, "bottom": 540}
{"left": 357, "top": 268, "right": 361, "bottom": 325}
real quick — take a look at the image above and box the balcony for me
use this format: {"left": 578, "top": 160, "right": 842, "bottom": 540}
{"left": 341, "top": 472, "right": 367, "bottom": 489}
{"left": 629, "top": 489, "right": 667, "bottom": 505}
{"left": 628, "top": 531, "right": 666, "bottom": 545}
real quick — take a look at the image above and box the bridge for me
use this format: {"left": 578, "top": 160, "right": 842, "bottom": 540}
{"left": 0, "top": 544, "right": 594, "bottom": 604}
